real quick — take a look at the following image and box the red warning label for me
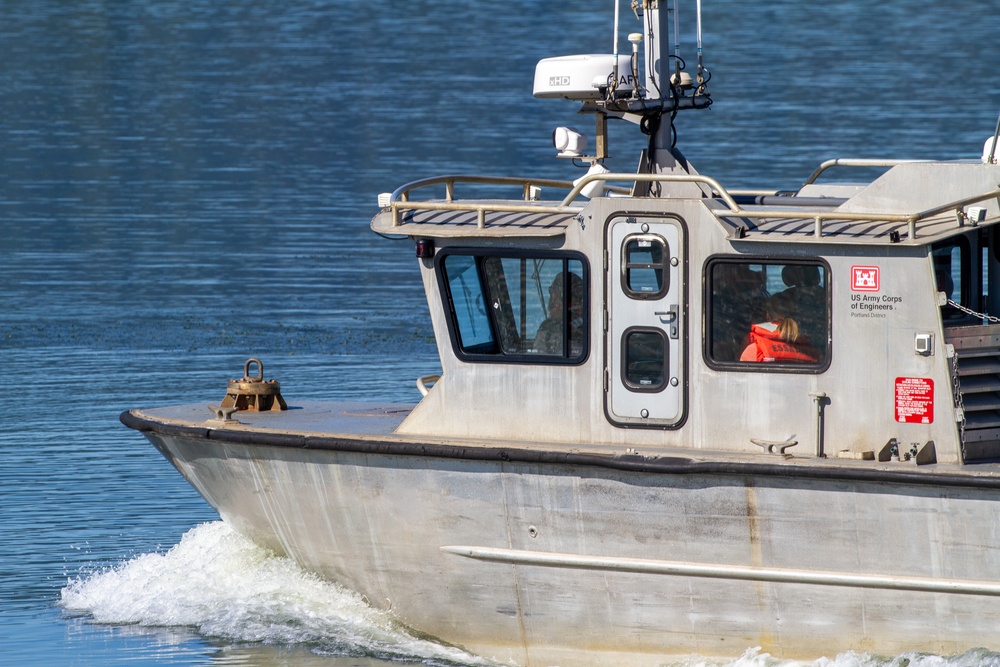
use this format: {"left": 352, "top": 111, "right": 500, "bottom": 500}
{"left": 895, "top": 377, "right": 934, "bottom": 424}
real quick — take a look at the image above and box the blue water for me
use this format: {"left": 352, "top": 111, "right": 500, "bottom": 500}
{"left": 2, "top": 1, "right": 1000, "bottom": 665}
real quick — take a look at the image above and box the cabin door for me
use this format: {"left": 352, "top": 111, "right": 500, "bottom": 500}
{"left": 606, "top": 215, "right": 685, "bottom": 427}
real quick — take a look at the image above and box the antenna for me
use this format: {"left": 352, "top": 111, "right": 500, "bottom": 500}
{"left": 629, "top": 32, "right": 643, "bottom": 99}
{"left": 672, "top": 0, "right": 682, "bottom": 86}
{"left": 613, "top": 0, "right": 621, "bottom": 95}
{"left": 613, "top": 0, "right": 620, "bottom": 56}
{"left": 695, "top": 0, "right": 704, "bottom": 86}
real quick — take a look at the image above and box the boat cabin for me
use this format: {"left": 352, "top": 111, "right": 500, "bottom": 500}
{"left": 371, "top": 157, "right": 1000, "bottom": 465}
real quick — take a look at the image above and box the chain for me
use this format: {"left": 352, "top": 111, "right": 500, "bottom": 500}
{"left": 950, "top": 348, "right": 967, "bottom": 460}
{"left": 947, "top": 298, "right": 1000, "bottom": 323}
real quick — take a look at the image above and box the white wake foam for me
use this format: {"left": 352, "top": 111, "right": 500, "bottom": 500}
{"left": 61, "top": 523, "right": 1000, "bottom": 667}
{"left": 60, "top": 521, "right": 488, "bottom": 664}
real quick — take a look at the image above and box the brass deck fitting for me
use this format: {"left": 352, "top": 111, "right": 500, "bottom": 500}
{"left": 220, "top": 358, "right": 287, "bottom": 412}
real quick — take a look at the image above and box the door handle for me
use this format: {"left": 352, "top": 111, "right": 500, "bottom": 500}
{"left": 655, "top": 306, "right": 679, "bottom": 338}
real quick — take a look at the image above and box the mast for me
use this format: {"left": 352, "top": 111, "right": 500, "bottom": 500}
{"left": 639, "top": 0, "right": 710, "bottom": 179}
{"left": 533, "top": 0, "right": 712, "bottom": 190}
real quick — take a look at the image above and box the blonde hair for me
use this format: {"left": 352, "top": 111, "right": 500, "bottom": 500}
{"left": 776, "top": 317, "right": 800, "bottom": 343}
{"left": 768, "top": 292, "right": 800, "bottom": 343}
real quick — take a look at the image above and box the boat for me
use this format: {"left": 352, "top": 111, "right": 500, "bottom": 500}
{"left": 121, "top": 2, "right": 1000, "bottom": 664}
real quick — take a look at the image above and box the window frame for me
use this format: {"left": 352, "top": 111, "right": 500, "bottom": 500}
{"left": 620, "top": 233, "right": 670, "bottom": 300}
{"left": 703, "top": 256, "right": 832, "bottom": 374}
{"left": 620, "top": 326, "right": 669, "bottom": 392}
{"left": 435, "top": 248, "right": 590, "bottom": 365}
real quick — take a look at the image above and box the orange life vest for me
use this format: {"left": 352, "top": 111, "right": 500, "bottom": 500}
{"left": 742, "top": 322, "right": 818, "bottom": 363}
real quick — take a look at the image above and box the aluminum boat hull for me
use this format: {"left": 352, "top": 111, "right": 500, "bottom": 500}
{"left": 127, "top": 405, "right": 1000, "bottom": 666}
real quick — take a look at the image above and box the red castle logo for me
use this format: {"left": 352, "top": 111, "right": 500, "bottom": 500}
{"left": 851, "top": 265, "right": 880, "bottom": 292}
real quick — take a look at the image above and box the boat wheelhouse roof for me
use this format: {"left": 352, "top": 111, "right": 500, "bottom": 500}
{"left": 372, "top": 161, "right": 1000, "bottom": 245}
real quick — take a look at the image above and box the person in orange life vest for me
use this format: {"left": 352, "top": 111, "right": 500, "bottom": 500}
{"left": 740, "top": 292, "right": 819, "bottom": 363}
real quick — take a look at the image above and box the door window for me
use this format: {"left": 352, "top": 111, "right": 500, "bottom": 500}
{"left": 622, "top": 234, "right": 669, "bottom": 298}
{"left": 622, "top": 328, "right": 667, "bottom": 391}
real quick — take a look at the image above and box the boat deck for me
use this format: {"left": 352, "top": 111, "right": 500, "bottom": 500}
{"left": 133, "top": 401, "right": 415, "bottom": 438}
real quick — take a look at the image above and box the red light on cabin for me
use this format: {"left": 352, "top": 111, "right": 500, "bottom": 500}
{"left": 415, "top": 239, "right": 435, "bottom": 258}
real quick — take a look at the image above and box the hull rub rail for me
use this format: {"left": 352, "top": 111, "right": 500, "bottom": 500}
{"left": 441, "top": 545, "right": 1000, "bottom": 597}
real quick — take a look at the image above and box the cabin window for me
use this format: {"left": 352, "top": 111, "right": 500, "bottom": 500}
{"left": 706, "top": 259, "right": 830, "bottom": 370}
{"left": 442, "top": 254, "right": 497, "bottom": 353}
{"left": 622, "top": 328, "right": 667, "bottom": 391}
{"left": 622, "top": 234, "right": 669, "bottom": 298}
{"left": 438, "top": 250, "right": 589, "bottom": 364}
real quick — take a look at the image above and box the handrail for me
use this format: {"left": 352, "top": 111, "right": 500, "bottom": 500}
{"left": 388, "top": 172, "right": 733, "bottom": 228}
{"left": 389, "top": 174, "right": 579, "bottom": 204}
{"left": 721, "top": 188, "right": 1000, "bottom": 240}
{"left": 383, "top": 171, "right": 1000, "bottom": 241}
{"left": 802, "top": 159, "right": 931, "bottom": 186}
{"left": 388, "top": 175, "right": 587, "bottom": 228}
{"left": 557, "top": 172, "right": 739, "bottom": 209}
{"left": 416, "top": 374, "right": 441, "bottom": 397}
{"left": 565, "top": 173, "right": 1000, "bottom": 240}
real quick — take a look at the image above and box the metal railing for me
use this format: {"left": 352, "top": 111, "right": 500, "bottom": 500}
{"left": 383, "top": 171, "right": 1000, "bottom": 240}
{"left": 714, "top": 185, "right": 1000, "bottom": 240}
{"left": 564, "top": 173, "right": 1000, "bottom": 240}
{"left": 387, "top": 175, "right": 586, "bottom": 228}
{"left": 801, "top": 158, "right": 931, "bottom": 186}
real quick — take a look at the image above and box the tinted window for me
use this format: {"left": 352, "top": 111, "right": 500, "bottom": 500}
{"left": 444, "top": 254, "right": 495, "bottom": 352}
{"left": 707, "top": 260, "right": 829, "bottom": 369}
{"left": 440, "top": 252, "right": 588, "bottom": 363}
{"left": 623, "top": 329, "right": 667, "bottom": 390}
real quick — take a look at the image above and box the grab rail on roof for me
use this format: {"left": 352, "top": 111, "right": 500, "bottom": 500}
{"left": 711, "top": 187, "right": 1000, "bottom": 240}
{"left": 390, "top": 174, "right": 579, "bottom": 204}
{"left": 385, "top": 173, "right": 723, "bottom": 229}
{"left": 802, "top": 159, "right": 931, "bottom": 186}
{"left": 384, "top": 172, "right": 1000, "bottom": 240}
{"left": 387, "top": 175, "right": 583, "bottom": 228}
{"left": 564, "top": 173, "right": 1000, "bottom": 240}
